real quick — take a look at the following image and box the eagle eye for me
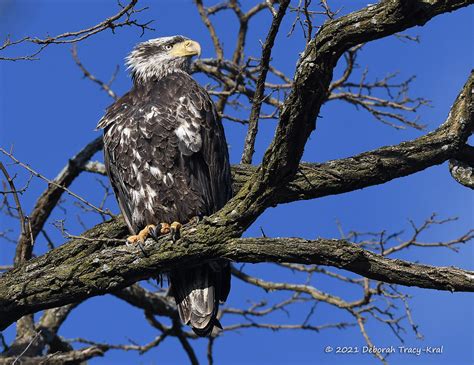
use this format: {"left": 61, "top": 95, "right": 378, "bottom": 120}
{"left": 164, "top": 44, "right": 173, "bottom": 51}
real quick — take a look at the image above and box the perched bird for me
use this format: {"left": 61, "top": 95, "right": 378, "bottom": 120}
{"left": 97, "top": 36, "right": 232, "bottom": 336}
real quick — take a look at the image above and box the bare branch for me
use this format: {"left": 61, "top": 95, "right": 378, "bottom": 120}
{"left": 0, "top": 0, "right": 153, "bottom": 61}
{"left": 0, "top": 139, "right": 111, "bottom": 249}
{"left": 0, "top": 162, "right": 36, "bottom": 345}
{"left": 71, "top": 45, "right": 119, "bottom": 100}
{"left": 0, "top": 163, "right": 31, "bottom": 265}
{"left": 241, "top": 0, "right": 290, "bottom": 164}
{"left": 0, "top": 346, "right": 106, "bottom": 364}
{"left": 329, "top": 71, "right": 430, "bottom": 130}
{"left": 233, "top": 70, "right": 473, "bottom": 204}
{"left": 194, "top": 0, "right": 224, "bottom": 60}
{"left": 69, "top": 334, "right": 169, "bottom": 355}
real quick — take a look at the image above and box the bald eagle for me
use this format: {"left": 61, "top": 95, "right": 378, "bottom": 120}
{"left": 97, "top": 36, "right": 232, "bottom": 336}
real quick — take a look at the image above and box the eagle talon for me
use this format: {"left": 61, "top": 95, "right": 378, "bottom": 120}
{"left": 150, "top": 222, "right": 177, "bottom": 244}
{"left": 149, "top": 228, "right": 160, "bottom": 242}
{"left": 170, "top": 221, "right": 182, "bottom": 242}
{"left": 127, "top": 224, "right": 156, "bottom": 245}
{"left": 137, "top": 241, "right": 148, "bottom": 257}
{"left": 159, "top": 222, "right": 171, "bottom": 235}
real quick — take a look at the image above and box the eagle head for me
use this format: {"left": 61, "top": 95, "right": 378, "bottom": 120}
{"left": 126, "top": 36, "right": 201, "bottom": 83}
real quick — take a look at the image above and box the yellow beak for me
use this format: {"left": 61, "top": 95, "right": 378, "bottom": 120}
{"left": 170, "top": 40, "right": 201, "bottom": 57}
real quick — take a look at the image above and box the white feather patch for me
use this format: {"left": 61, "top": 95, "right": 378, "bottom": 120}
{"left": 149, "top": 165, "right": 162, "bottom": 179}
{"left": 174, "top": 121, "right": 202, "bottom": 155}
{"left": 163, "top": 173, "right": 174, "bottom": 187}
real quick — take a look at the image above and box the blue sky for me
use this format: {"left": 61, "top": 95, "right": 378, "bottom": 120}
{"left": 0, "top": 1, "right": 473, "bottom": 364}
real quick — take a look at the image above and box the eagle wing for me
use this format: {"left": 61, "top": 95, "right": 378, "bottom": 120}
{"left": 164, "top": 74, "right": 232, "bottom": 333}
{"left": 98, "top": 93, "right": 138, "bottom": 233}
{"left": 175, "top": 75, "right": 233, "bottom": 214}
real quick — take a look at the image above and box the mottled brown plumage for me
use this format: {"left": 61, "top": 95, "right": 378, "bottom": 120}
{"left": 97, "top": 36, "right": 232, "bottom": 336}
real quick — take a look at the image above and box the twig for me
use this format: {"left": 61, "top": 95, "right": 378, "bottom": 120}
{"left": 241, "top": 0, "right": 290, "bottom": 164}
{"left": 12, "top": 330, "right": 42, "bottom": 365}
{"left": 0, "top": 162, "right": 32, "bottom": 265}
{"left": 0, "top": 0, "right": 153, "bottom": 61}
{"left": 71, "top": 45, "right": 119, "bottom": 100}
{"left": 207, "top": 337, "right": 215, "bottom": 365}
{"left": 194, "top": 0, "right": 224, "bottom": 59}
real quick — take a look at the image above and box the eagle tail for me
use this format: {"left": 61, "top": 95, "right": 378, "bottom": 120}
{"left": 170, "top": 262, "right": 230, "bottom": 337}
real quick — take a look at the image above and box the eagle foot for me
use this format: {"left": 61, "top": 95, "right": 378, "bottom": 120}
{"left": 170, "top": 221, "right": 182, "bottom": 242}
{"left": 127, "top": 224, "right": 156, "bottom": 244}
{"left": 158, "top": 222, "right": 171, "bottom": 234}
{"left": 150, "top": 222, "right": 182, "bottom": 243}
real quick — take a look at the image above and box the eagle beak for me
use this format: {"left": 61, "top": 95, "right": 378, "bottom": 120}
{"left": 171, "top": 40, "right": 201, "bottom": 58}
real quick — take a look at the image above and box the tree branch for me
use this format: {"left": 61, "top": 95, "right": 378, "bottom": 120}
{"left": 71, "top": 45, "right": 119, "bottom": 100}
{"left": 1, "top": 217, "right": 473, "bottom": 331}
{"left": 241, "top": 0, "right": 290, "bottom": 164}
{"left": 234, "top": 70, "right": 474, "bottom": 202}
{"left": 194, "top": 0, "right": 224, "bottom": 60}
{"left": 0, "top": 0, "right": 153, "bottom": 61}
{"left": 0, "top": 346, "right": 106, "bottom": 364}
{"left": 212, "top": 0, "right": 474, "bottom": 240}
{"left": 113, "top": 284, "right": 178, "bottom": 319}
{"left": 4, "top": 137, "right": 104, "bottom": 263}
{"left": 1, "top": 69, "right": 471, "bottom": 332}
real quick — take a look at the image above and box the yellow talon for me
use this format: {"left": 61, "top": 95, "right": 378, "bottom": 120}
{"left": 127, "top": 224, "right": 156, "bottom": 244}
{"left": 171, "top": 221, "right": 182, "bottom": 231}
{"left": 160, "top": 222, "right": 171, "bottom": 234}
{"left": 170, "top": 221, "right": 182, "bottom": 242}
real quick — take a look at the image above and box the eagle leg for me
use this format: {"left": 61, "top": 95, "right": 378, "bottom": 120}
{"left": 127, "top": 224, "right": 156, "bottom": 244}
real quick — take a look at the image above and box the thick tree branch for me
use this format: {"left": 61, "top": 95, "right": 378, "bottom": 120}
{"left": 1, "top": 218, "right": 473, "bottom": 330}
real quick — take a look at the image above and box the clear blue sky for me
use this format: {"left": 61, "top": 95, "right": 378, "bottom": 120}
{"left": 0, "top": 1, "right": 473, "bottom": 364}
